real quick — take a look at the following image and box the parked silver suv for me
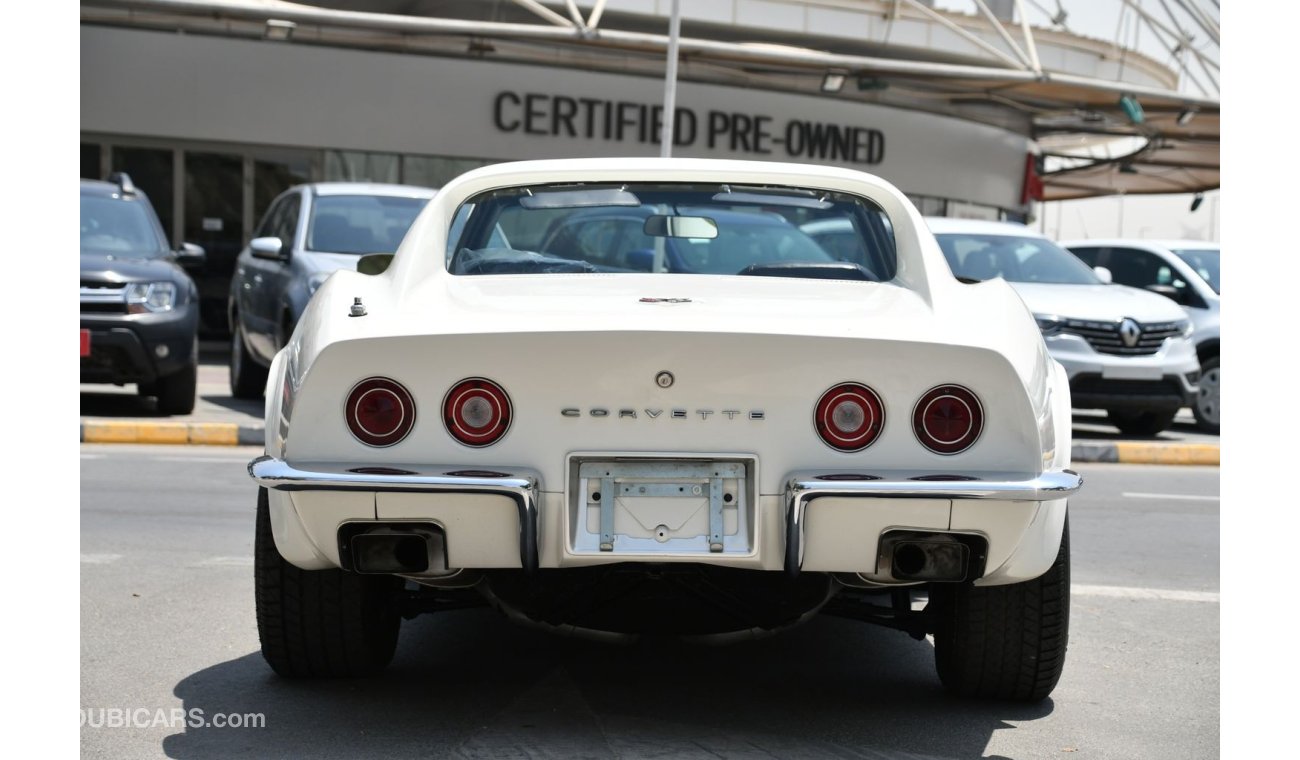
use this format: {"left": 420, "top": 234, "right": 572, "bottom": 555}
{"left": 227, "top": 182, "right": 437, "bottom": 398}
{"left": 926, "top": 219, "right": 1199, "bottom": 436}
{"left": 1061, "top": 240, "right": 1219, "bottom": 434}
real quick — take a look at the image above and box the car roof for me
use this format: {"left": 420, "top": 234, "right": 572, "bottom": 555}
{"left": 81, "top": 178, "right": 140, "bottom": 198}
{"left": 923, "top": 216, "right": 1048, "bottom": 239}
{"left": 1057, "top": 238, "right": 1219, "bottom": 253}
{"left": 306, "top": 182, "right": 438, "bottom": 198}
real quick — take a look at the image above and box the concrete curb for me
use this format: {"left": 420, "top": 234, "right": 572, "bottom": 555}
{"left": 80, "top": 421, "right": 1220, "bottom": 466}
{"left": 81, "top": 421, "right": 265, "bottom": 447}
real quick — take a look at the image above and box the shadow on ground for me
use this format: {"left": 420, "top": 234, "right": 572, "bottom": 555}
{"left": 163, "top": 610, "right": 1051, "bottom": 759}
{"left": 1068, "top": 412, "right": 1211, "bottom": 442}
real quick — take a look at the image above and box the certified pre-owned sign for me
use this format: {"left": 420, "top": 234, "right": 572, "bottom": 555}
{"left": 494, "top": 90, "right": 885, "bottom": 166}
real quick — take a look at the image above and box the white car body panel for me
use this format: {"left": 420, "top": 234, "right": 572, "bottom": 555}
{"left": 255, "top": 158, "right": 1077, "bottom": 586}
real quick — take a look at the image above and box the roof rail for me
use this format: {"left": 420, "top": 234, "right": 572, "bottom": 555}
{"left": 106, "top": 172, "right": 136, "bottom": 196}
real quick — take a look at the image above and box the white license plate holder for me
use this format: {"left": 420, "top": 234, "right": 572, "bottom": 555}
{"left": 576, "top": 460, "right": 748, "bottom": 554}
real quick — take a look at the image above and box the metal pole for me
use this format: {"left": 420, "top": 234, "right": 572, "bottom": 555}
{"left": 972, "top": 0, "right": 1036, "bottom": 70}
{"left": 901, "top": 0, "right": 1028, "bottom": 70}
{"left": 660, "top": 0, "right": 682, "bottom": 158}
{"left": 1012, "top": 0, "right": 1043, "bottom": 76}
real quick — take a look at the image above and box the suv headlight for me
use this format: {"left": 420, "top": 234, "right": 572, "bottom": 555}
{"left": 125, "top": 282, "right": 177, "bottom": 314}
{"left": 1033, "top": 313, "right": 1065, "bottom": 336}
{"left": 1176, "top": 319, "right": 1194, "bottom": 338}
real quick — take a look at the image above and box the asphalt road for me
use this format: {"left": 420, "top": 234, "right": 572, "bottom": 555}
{"left": 80, "top": 446, "right": 1219, "bottom": 759}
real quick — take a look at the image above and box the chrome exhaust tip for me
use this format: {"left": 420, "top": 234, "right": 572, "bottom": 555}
{"left": 338, "top": 524, "right": 448, "bottom": 575}
{"left": 877, "top": 531, "right": 988, "bottom": 582}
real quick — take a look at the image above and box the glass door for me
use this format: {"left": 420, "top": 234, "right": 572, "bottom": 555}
{"left": 184, "top": 152, "right": 245, "bottom": 336}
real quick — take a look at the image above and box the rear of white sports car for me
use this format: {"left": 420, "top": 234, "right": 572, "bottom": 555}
{"left": 250, "top": 159, "right": 1079, "bottom": 701}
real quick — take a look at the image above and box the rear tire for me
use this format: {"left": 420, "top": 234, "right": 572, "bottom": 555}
{"left": 230, "top": 322, "right": 268, "bottom": 400}
{"left": 1107, "top": 407, "right": 1178, "bottom": 437}
{"left": 254, "top": 488, "right": 403, "bottom": 677}
{"left": 1192, "top": 356, "right": 1219, "bottom": 434}
{"left": 154, "top": 350, "right": 197, "bottom": 415}
{"left": 932, "top": 517, "right": 1070, "bottom": 701}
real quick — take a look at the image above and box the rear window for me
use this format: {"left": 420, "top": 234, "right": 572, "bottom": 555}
{"left": 307, "top": 195, "right": 429, "bottom": 255}
{"left": 446, "top": 182, "right": 896, "bottom": 281}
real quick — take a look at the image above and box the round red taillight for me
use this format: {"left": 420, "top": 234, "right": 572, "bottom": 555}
{"left": 443, "top": 378, "right": 512, "bottom": 447}
{"left": 345, "top": 377, "right": 416, "bottom": 447}
{"left": 913, "top": 385, "right": 983, "bottom": 455}
{"left": 814, "top": 383, "right": 885, "bottom": 452}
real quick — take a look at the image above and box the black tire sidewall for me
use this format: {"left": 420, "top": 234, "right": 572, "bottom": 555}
{"left": 933, "top": 515, "right": 1071, "bottom": 701}
{"left": 1192, "top": 356, "right": 1220, "bottom": 434}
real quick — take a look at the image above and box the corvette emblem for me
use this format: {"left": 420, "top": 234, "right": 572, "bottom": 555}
{"left": 561, "top": 407, "right": 764, "bottom": 420}
{"left": 1119, "top": 318, "right": 1141, "bottom": 348}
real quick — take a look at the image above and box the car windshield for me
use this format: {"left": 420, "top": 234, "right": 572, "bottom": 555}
{"left": 934, "top": 232, "right": 1100, "bottom": 285}
{"left": 1172, "top": 247, "right": 1220, "bottom": 293}
{"left": 80, "top": 195, "right": 168, "bottom": 257}
{"left": 306, "top": 195, "right": 429, "bottom": 255}
{"left": 447, "top": 183, "right": 896, "bottom": 280}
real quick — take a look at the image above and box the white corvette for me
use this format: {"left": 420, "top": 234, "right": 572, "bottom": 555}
{"left": 249, "top": 158, "right": 1080, "bottom": 701}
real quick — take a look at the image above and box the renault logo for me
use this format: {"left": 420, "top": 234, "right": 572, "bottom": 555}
{"left": 1119, "top": 318, "right": 1141, "bottom": 348}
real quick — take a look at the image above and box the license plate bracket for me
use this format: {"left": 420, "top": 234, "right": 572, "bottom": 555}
{"left": 576, "top": 460, "right": 749, "bottom": 555}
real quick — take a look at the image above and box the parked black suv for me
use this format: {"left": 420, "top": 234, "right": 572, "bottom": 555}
{"left": 81, "top": 174, "right": 205, "bottom": 414}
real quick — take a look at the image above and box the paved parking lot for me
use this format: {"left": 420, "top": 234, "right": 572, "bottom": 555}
{"left": 80, "top": 447, "right": 1219, "bottom": 759}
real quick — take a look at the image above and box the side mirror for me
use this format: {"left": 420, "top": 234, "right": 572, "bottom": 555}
{"left": 357, "top": 253, "right": 393, "bottom": 275}
{"left": 1092, "top": 266, "right": 1113, "bottom": 284}
{"left": 250, "top": 236, "right": 287, "bottom": 261}
{"left": 175, "top": 242, "right": 206, "bottom": 270}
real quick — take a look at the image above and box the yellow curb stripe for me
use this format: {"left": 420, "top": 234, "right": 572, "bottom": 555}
{"left": 188, "top": 423, "right": 240, "bottom": 446}
{"left": 82, "top": 421, "right": 185, "bottom": 444}
{"left": 82, "top": 421, "right": 144, "bottom": 443}
{"left": 1114, "top": 442, "right": 1219, "bottom": 466}
{"left": 81, "top": 421, "right": 243, "bottom": 445}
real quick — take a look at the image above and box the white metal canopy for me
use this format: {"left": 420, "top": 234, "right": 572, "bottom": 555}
{"left": 82, "top": 0, "right": 1219, "bottom": 200}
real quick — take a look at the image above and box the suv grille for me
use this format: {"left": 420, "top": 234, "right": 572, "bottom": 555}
{"left": 1063, "top": 319, "right": 1183, "bottom": 356}
{"left": 80, "top": 283, "right": 127, "bottom": 314}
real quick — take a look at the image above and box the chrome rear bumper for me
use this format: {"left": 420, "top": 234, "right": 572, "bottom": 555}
{"left": 784, "top": 469, "right": 1083, "bottom": 576}
{"left": 249, "top": 455, "right": 541, "bottom": 572}
{"left": 249, "top": 456, "right": 1081, "bottom": 578}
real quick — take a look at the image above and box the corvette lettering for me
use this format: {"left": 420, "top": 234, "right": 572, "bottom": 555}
{"left": 562, "top": 407, "right": 763, "bottom": 420}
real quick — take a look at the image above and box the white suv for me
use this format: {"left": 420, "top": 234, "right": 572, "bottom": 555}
{"left": 1061, "top": 240, "right": 1219, "bottom": 434}
{"left": 926, "top": 219, "right": 1199, "bottom": 436}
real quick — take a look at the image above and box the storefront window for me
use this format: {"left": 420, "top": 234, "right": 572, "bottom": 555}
{"left": 81, "top": 143, "right": 102, "bottom": 180}
{"left": 255, "top": 156, "right": 312, "bottom": 224}
{"left": 401, "top": 155, "right": 491, "bottom": 189}
{"left": 324, "top": 150, "right": 400, "bottom": 183}
{"left": 111, "top": 146, "right": 174, "bottom": 245}
{"left": 185, "top": 151, "right": 245, "bottom": 333}
{"left": 908, "top": 195, "right": 948, "bottom": 217}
